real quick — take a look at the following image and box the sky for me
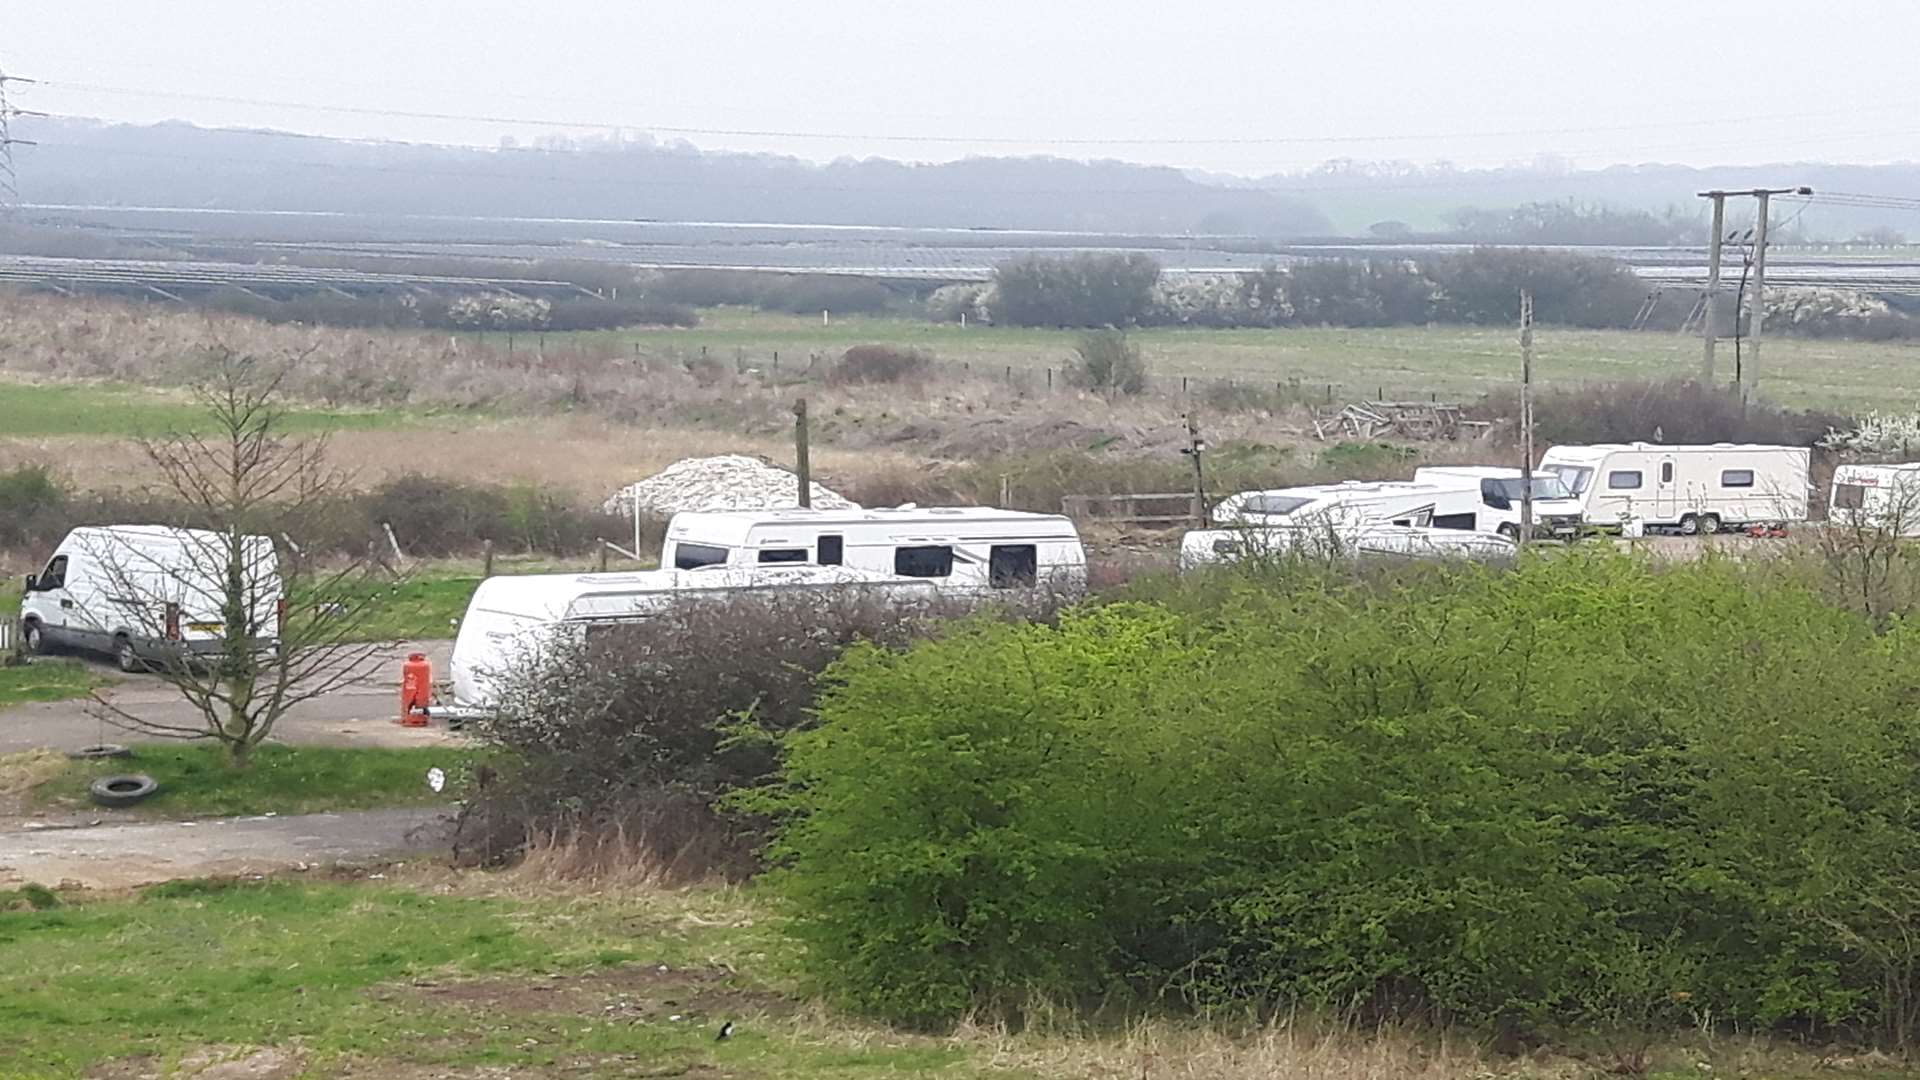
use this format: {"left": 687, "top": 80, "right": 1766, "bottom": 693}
{"left": 9, "top": 0, "right": 1920, "bottom": 176}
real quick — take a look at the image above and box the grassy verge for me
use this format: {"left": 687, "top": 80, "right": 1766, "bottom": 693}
{"left": 28, "top": 744, "right": 486, "bottom": 818}
{"left": 343, "top": 553, "right": 653, "bottom": 642}
{"left": 0, "top": 660, "right": 105, "bottom": 708}
{"left": 0, "top": 378, "right": 421, "bottom": 438}
{"left": 0, "top": 873, "right": 1875, "bottom": 1079}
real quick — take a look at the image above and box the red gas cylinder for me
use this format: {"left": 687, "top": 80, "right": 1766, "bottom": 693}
{"left": 399, "top": 652, "right": 432, "bottom": 727}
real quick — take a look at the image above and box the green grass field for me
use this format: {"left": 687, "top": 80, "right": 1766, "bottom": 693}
{"left": 0, "top": 380, "right": 422, "bottom": 438}
{"left": 578, "top": 310, "right": 1920, "bottom": 410}
{"left": 0, "top": 660, "right": 104, "bottom": 708}
{"left": 31, "top": 744, "right": 486, "bottom": 818}
{"left": 0, "top": 877, "right": 982, "bottom": 1078}
{"left": 0, "top": 873, "right": 1881, "bottom": 1079}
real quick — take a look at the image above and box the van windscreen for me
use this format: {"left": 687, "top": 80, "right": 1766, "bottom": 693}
{"left": 672, "top": 543, "right": 731, "bottom": 570}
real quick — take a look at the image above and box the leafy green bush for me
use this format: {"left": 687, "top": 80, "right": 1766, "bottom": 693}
{"left": 828, "top": 344, "right": 933, "bottom": 385}
{"left": 759, "top": 554, "right": 1920, "bottom": 1043}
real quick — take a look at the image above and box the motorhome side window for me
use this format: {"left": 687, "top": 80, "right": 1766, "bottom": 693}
{"left": 673, "top": 543, "right": 731, "bottom": 570}
{"left": 36, "top": 555, "right": 67, "bottom": 590}
{"left": 1607, "top": 470, "right": 1643, "bottom": 490}
{"left": 1833, "top": 483, "right": 1867, "bottom": 510}
{"left": 988, "top": 544, "right": 1038, "bottom": 589}
{"left": 816, "top": 535, "right": 844, "bottom": 566}
{"left": 1721, "top": 469, "right": 1755, "bottom": 488}
{"left": 756, "top": 548, "right": 807, "bottom": 564}
{"left": 894, "top": 545, "right": 954, "bottom": 578}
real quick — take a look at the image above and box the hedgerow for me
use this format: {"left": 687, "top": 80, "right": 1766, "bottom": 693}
{"left": 755, "top": 553, "right": 1920, "bottom": 1043}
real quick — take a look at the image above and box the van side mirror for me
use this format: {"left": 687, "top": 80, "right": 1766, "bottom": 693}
{"left": 22, "top": 574, "right": 36, "bottom": 592}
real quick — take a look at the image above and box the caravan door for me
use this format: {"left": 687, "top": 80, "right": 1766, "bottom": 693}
{"left": 1655, "top": 455, "right": 1680, "bottom": 522}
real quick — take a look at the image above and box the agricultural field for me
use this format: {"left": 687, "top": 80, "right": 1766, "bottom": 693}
{"left": 575, "top": 308, "right": 1920, "bottom": 410}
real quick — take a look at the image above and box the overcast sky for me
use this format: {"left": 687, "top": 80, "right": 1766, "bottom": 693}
{"left": 10, "top": 0, "right": 1920, "bottom": 175}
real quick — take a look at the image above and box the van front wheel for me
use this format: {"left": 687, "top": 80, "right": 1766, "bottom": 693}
{"left": 1496, "top": 524, "right": 1520, "bottom": 541}
{"left": 22, "top": 621, "right": 47, "bottom": 655}
{"left": 115, "top": 638, "right": 143, "bottom": 674}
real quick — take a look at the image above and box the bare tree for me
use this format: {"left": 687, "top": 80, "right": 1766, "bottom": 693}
{"left": 84, "top": 347, "right": 386, "bottom": 766}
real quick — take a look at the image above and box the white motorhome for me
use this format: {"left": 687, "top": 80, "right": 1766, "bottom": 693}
{"left": 444, "top": 565, "right": 936, "bottom": 715}
{"left": 661, "top": 507, "right": 1087, "bottom": 594}
{"left": 1539, "top": 443, "right": 1810, "bottom": 534}
{"left": 1830, "top": 462, "right": 1920, "bottom": 535}
{"left": 1180, "top": 524, "right": 1516, "bottom": 570}
{"left": 1211, "top": 481, "right": 1481, "bottom": 531}
{"left": 1412, "top": 466, "right": 1586, "bottom": 539}
{"left": 18, "top": 525, "right": 282, "bottom": 672}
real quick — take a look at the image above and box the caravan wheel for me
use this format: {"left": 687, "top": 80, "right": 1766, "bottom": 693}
{"left": 1677, "top": 514, "right": 1700, "bottom": 536}
{"left": 1698, "top": 514, "right": 1722, "bottom": 535}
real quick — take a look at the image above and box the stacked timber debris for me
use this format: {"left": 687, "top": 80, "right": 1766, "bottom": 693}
{"left": 1310, "top": 401, "right": 1478, "bottom": 441}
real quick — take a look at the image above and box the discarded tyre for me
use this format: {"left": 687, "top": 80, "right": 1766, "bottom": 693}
{"left": 66, "top": 744, "right": 132, "bottom": 761}
{"left": 88, "top": 774, "right": 159, "bottom": 808}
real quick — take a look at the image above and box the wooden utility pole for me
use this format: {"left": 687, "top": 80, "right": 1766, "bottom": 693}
{"left": 1701, "top": 192, "right": 1726, "bottom": 382}
{"left": 1698, "top": 186, "right": 1810, "bottom": 390}
{"left": 1748, "top": 190, "right": 1772, "bottom": 399}
{"left": 1519, "top": 289, "right": 1535, "bottom": 550}
{"left": 1182, "top": 412, "right": 1209, "bottom": 526}
{"left": 793, "top": 398, "right": 812, "bottom": 509}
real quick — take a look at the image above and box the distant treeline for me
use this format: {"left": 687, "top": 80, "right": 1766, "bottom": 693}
{"left": 965, "top": 249, "right": 1920, "bottom": 338}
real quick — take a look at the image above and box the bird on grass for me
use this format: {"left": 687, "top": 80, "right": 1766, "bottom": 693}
{"left": 715, "top": 1021, "right": 735, "bottom": 1042}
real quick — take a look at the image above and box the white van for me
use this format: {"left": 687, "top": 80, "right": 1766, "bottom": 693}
{"left": 18, "top": 525, "right": 282, "bottom": 672}
{"left": 1180, "top": 524, "right": 1515, "bottom": 570}
{"left": 661, "top": 507, "right": 1087, "bottom": 595}
{"left": 1412, "top": 467, "right": 1586, "bottom": 539}
{"left": 443, "top": 565, "right": 936, "bottom": 715}
{"left": 1211, "top": 481, "right": 1481, "bottom": 531}
{"left": 1539, "top": 443, "right": 1810, "bottom": 534}
{"left": 1830, "top": 462, "right": 1920, "bottom": 535}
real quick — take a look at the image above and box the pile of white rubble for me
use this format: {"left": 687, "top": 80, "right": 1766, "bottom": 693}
{"left": 603, "top": 454, "right": 857, "bottom": 516}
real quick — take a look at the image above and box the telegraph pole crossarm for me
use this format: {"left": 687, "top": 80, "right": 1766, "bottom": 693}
{"left": 1696, "top": 186, "right": 1812, "bottom": 393}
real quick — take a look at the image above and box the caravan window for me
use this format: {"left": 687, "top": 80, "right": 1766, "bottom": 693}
{"left": 816, "top": 535, "right": 844, "bottom": 566}
{"left": 1607, "top": 470, "right": 1643, "bottom": 490}
{"left": 756, "top": 548, "right": 807, "bottom": 564}
{"left": 1721, "top": 469, "right": 1755, "bottom": 488}
{"left": 672, "top": 543, "right": 731, "bottom": 570}
{"left": 1834, "top": 483, "right": 1867, "bottom": 510}
{"left": 1660, "top": 462, "right": 1674, "bottom": 484}
{"left": 988, "top": 544, "right": 1038, "bottom": 589}
{"left": 894, "top": 546, "right": 954, "bottom": 578}
{"left": 1239, "top": 495, "right": 1313, "bottom": 517}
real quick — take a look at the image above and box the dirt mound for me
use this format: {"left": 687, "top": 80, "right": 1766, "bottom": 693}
{"left": 603, "top": 454, "right": 856, "bottom": 516}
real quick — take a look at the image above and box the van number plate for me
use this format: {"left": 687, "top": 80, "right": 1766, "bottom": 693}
{"left": 187, "top": 622, "right": 224, "bottom": 633}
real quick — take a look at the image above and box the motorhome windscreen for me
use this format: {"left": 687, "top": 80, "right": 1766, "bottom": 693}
{"left": 1240, "top": 495, "right": 1314, "bottom": 516}
{"left": 672, "top": 543, "right": 731, "bottom": 570}
{"left": 1485, "top": 477, "right": 1573, "bottom": 501}
{"left": 1545, "top": 465, "right": 1593, "bottom": 495}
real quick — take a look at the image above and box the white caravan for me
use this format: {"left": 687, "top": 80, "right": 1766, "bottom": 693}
{"left": 1830, "top": 462, "right": 1920, "bottom": 535}
{"left": 1538, "top": 443, "right": 1810, "bottom": 534}
{"left": 1180, "top": 524, "right": 1516, "bottom": 570}
{"left": 1412, "top": 467, "right": 1586, "bottom": 539}
{"left": 18, "top": 525, "right": 282, "bottom": 672}
{"left": 661, "top": 507, "right": 1087, "bottom": 594}
{"left": 443, "top": 564, "right": 936, "bottom": 715}
{"left": 1211, "top": 481, "right": 1481, "bottom": 531}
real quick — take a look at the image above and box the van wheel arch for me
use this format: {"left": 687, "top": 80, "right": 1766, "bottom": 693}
{"left": 21, "top": 617, "right": 47, "bottom": 655}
